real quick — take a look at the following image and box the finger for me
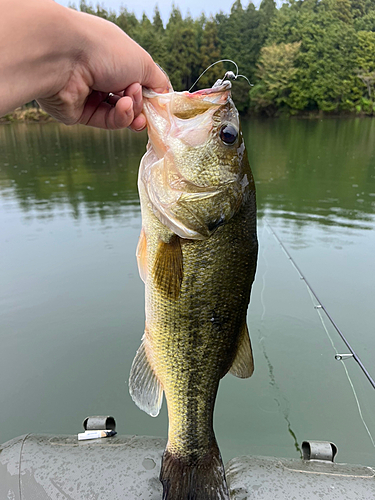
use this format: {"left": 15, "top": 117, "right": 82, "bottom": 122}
{"left": 154, "top": 64, "right": 173, "bottom": 93}
{"left": 129, "top": 112, "right": 146, "bottom": 132}
{"left": 79, "top": 91, "right": 108, "bottom": 125}
{"left": 141, "top": 54, "right": 170, "bottom": 93}
{"left": 81, "top": 95, "right": 134, "bottom": 129}
{"left": 125, "top": 83, "right": 143, "bottom": 119}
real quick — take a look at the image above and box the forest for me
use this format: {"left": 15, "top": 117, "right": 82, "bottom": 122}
{"left": 56, "top": 1, "right": 375, "bottom": 115}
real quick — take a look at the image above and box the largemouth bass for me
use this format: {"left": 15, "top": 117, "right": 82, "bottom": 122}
{"left": 129, "top": 80, "right": 258, "bottom": 500}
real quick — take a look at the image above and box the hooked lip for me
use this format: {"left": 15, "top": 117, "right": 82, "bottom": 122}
{"left": 142, "top": 80, "right": 231, "bottom": 100}
{"left": 189, "top": 80, "right": 232, "bottom": 96}
{"left": 142, "top": 82, "right": 233, "bottom": 155}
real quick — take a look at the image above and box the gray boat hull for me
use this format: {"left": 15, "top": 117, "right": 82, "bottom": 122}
{"left": 1, "top": 434, "right": 374, "bottom": 499}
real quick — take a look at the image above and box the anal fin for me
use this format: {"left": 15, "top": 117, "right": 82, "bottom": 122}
{"left": 153, "top": 235, "right": 183, "bottom": 300}
{"left": 229, "top": 323, "right": 254, "bottom": 378}
{"left": 129, "top": 336, "right": 163, "bottom": 417}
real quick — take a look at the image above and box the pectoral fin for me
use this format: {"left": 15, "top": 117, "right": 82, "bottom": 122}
{"left": 229, "top": 323, "right": 254, "bottom": 378}
{"left": 153, "top": 235, "right": 183, "bottom": 300}
{"left": 129, "top": 336, "right": 163, "bottom": 417}
{"left": 136, "top": 228, "right": 148, "bottom": 283}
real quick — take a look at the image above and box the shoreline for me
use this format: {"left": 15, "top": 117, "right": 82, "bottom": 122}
{"left": 0, "top": 107, "right": 55, "bottom": 124}
{"left": 0, "top": 107, "right": 372, "bottom": 124}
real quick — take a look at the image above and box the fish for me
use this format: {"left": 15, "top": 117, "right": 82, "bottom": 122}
{"left": 129, "top": 79, "right": 258, "bottom": 500}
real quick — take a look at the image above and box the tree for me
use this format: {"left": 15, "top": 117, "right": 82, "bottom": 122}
{"left": 265, "top": 0, "right": 359, "bottom": 113}
{"left": 164, "top": 7, "right": 201, "bottom": 90}
{"left": 250, "top": 42, "right": 301, "bottom": 115}
{"left": 354, "top": 8, "right": 375, "bottom": 30}
{"left": 148, "top": 7, "right": 168, "bottom": 70}
{"left": 197, "top": 19, "right": 223, "bottom": 89}
{"left": 354, "top": 30, "right": 375, "bottom": 112}
{"left": 115, "top": 7, "right": 140, "bottom": 41}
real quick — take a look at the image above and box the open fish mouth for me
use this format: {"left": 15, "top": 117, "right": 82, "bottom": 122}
{"left": 142, "top": 81, "right": 232, "bottom": 123}
{"left": 141, "top": 80, "right": 236, "bottom": 153}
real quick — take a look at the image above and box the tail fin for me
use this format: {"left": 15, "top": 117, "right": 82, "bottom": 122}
{"left": 160, "top": 443, "right": 230, "bottom": 500}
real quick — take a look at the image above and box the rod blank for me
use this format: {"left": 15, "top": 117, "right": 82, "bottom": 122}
{"left": 266, "top": 221, "right": 375, "bottom": 390}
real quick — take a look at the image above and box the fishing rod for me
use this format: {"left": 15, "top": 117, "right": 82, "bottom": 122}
{"left": 265, "top": 220, "right": 375, "bottom": 391}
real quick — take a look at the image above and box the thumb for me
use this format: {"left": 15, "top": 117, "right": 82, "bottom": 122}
{"left": 140, "top": 55, "right": 171, "bottom": 93}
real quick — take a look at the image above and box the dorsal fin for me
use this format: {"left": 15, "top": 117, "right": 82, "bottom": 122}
{"left": 229, "top": 323, "right": 254, "bottom": 378}
{"left": 129, "top": 336, "right": 163, "bottom": 417}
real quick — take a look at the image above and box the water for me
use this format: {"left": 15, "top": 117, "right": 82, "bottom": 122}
{"left": 1, "top": 119, "right": 375, "bottom": 468}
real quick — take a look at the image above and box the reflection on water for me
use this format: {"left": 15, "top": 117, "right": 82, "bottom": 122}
{"left": 2, "top": 119, "right": 375, "bottom": 232}
{"left": 0, "top": 123, "right": 145, "bottom": 222}
{"left": 1, "top": 120, "right": 375, "bottom": 467}
{"left": 244, "top": 118, "right": 375, "bottom": 232}
{"left": 257, "top": 328, "right": 302, "bottom": 458}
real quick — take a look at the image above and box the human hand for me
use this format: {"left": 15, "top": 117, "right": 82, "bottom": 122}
{"left": 0, "top": 0, "right": 169, "bottom": 130}
{"left": 37, "top": 9, "right": 169, "bottom": 131}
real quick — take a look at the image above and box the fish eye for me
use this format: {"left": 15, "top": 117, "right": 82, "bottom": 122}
{"left": 219, "top": 124, "right": 238, "bottom": 145}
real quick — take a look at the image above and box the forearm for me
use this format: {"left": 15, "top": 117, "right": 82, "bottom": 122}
{"left": 0, "top": 0, "right": 82, "bottom": 115}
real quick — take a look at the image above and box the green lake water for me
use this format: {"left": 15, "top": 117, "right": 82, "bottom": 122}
{"left": 1, "top": 118, "right": 375, "bottom": 468}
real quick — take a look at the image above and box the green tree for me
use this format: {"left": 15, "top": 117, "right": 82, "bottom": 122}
{"left": 196, "top": 19, "right": 223, "bottom": 89}
{"left": 164, "top": 7, "right": 201, "bottom": 90}
{"left": 136, "top": 14, "right": 155, "bottom": 54}
{"left": 354, "top": 9, "right": 375, "bottom": 30}
{"left": 150, "top": 7, "right": 168, "bottom": 70}
{"left": 153, "top": 5, "right": 164, "bottom": 32}
{"left": 250, "top": 42, "right": 301, "bottom": 115}
{"left": 309, "top": 20, "right": 357, "bottom": 111}
{"left": 350, "top": 0, "right": 366, "bottom": 19}
{"left": 330, "top": 0, "right": 353, "bottom": 23}
{"left": 354, "top": 30, "right": 375, "bottom": 112}
{"left": 78, "top": 0, "right": 95, "bottom": 15}
{"left": 216, "top": 0, "right": 276, "bottom": 111}
{"left": 266, "top": 0, "right": 359, "bottom": 113}
{"left": 115, "top": 7, "right": 140, "bottom": 41}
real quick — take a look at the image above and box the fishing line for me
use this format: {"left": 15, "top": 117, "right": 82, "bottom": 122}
{"left": 264, "top": 221, "right": 375, "bottom": 448}
{"left": 188, "top": 60, "right": 252, "bottom": 92}
{"left": 306, "top": 283, "right": 375, "bottom": 448}
{"left": 265, "top": 220, "right": 375, "bottom": 391}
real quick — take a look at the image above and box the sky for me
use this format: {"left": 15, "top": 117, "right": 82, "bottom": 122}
{"left": 56, "top": 0, "right": 263, "bottom": 24}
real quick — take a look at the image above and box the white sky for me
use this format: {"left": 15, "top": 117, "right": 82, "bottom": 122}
{"left": 56, "top": 0, "right": 263, "bottom": 25}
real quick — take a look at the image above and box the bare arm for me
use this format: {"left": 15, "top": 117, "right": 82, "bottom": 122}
{"left": 0, "top": 0, "right": 168, "bottom": 130}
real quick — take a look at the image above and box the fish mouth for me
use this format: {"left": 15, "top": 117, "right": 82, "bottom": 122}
{"left": 141, "top": 83, "right": 233, "bottom": 156}
{"left": 189, "top": 79, "right": 232, "bottom": 96}
{"left": 142, "top": 80, "right": 231, "bottom": 104}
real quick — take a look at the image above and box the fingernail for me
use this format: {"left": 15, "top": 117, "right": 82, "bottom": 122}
{"left": 153, "top": 86, "right": 171, "bottom": 94}
{"left": 134, "top": 125, "right": 146, "bottom": 132}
